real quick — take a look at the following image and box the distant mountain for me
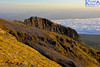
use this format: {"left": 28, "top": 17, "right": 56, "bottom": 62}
{"left": 0, "top": 17, "right": 100, "bottom": 67}
{"left": 80, "top": 34, "right": 100, "bottom": 50}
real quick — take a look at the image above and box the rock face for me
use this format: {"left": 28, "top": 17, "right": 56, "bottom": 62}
{"left": 24, "top": 17, "right": 80, "bottom": 40}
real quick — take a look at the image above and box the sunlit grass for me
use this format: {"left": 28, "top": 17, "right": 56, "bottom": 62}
{"left": 0, "top": 28, "right": 61, "bottom": 67}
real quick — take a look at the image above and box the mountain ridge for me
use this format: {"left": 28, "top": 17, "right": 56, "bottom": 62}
{"left": 0, "top": 17, "right": 100, "bottom": 67}
{"left": 24, "top": 17, "right": 80, "bottom": 41}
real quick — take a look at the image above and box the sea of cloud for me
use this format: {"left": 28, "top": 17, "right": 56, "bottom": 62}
{"left": 52, "top": 18, "right": 100, "bottom": 34}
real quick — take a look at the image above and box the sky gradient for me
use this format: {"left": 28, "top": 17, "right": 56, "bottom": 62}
{"left": 0, "top": 0, "right": 100, "bottom": 20}
{"left": 0, "top": 0, "right": 83, "bottom": 5}
{"left": 0, "top": 0, "right": 85, "bottom": 9}
{"left": 0, "top": 0, "right": 100, "bottom": 10}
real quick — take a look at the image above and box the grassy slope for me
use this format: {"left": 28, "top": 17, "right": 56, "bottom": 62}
{"left": 0, "top": 18, "right": 99, "bottom": 67}
{"left": 79, "top": 34, "right": 100, "bottom": 50}
{"left": 44, "top": 31, "right": 100, "bottom": 67}
{"left": 0, "top": 28, "right": 61, "bottom": 67}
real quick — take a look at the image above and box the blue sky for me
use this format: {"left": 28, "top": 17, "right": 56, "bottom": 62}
{"left": 0, "top": 0, "right": 86, "bottom": 10}
{"left": 0, "top": 0, "right": 83, "bottom": 6}
{"left": 1, "top": 0, "right": 100, "bottom": 9}
{"left": 0, "top": 0, "right": 83, "bottom": 4}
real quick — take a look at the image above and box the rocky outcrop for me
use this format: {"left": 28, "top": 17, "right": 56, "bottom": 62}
{"left": 24, "top": 17, "right": 80, "bottom": 40}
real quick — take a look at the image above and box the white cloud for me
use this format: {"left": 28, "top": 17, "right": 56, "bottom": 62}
{"left": 52, "top": 18, "right": 100, "bottom": 34}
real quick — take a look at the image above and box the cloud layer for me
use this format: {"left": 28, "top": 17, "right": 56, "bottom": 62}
{"left": 52, "top": 18, "right": 100, "bottom": 34}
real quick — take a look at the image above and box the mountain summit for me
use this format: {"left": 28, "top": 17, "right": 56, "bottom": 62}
{"left": 24, "top": 17, "right": 80, "bottom": 41}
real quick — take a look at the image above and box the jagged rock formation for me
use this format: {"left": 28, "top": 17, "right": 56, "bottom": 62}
{"left": 0, "top": 18, "right": 100, "bottom": 67}
{"left": 24, "top": 17, "right": 80, "bottom": 41}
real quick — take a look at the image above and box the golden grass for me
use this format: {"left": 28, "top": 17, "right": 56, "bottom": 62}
{"left": 0, "top": 28, "right": 61, "bottom": 67}
{"left": 43, "top": 31, "right": 100, "bottom": 67}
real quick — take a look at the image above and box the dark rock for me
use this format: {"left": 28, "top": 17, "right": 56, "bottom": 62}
{"left": 56, "top": 36, "right": 59, "bottom": 39}
{"left": 38, "top": 36, "right": 45, "bottom": 41}
{"left": 59, "top": 42, "right": 68, "bottom": 52}
{"left": 24, "top": 42, "right": 33, "bottom": 48}
{"left": 24, "top": 17, "right": 80, "bottom": 41}
{"left": 67, "top": 61, "right": 76, "bottom": 67}
{"left": 47, "top": 38, "right": 56, "bottom": 45}
{"left": 67, "top": 47, "right": 77, "bottom": 57}
{"left": 97, "top": 51, "right": 100, "bottom": 54}
{"left": 71, "top": 44, "right": 74, "bottom": 48}
{"left": 9, "top": 30, "right": 16, "bottom": 36}
{"left": 66, "top": 39, "right": 70, "bottom": 43}
{"left": 89, "top": 50, "right": 95, "bottom": 55}
{"left": 59, "top": 38, "right": 64, "bottom": 42}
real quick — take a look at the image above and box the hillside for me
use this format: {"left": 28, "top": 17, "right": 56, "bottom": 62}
{"left": 80, "top": 34, "right": 100, "bottom": 50}
{"left": 0, "top": 17, "right": 100, "bottom": 67}
{"left": 0, "top": 28, "right": 61, "bottom": 67}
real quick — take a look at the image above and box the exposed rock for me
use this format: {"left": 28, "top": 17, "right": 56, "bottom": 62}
{"left": 59, "top": 38, "right": 64, "bottom": 42}
{"left": 24, "top": 17, "right": 80, "bottom": 41}
{"left": 66, "top": 39, "right": 70, "bottom": 43}
{"left": 47, "top": 38, "right": 56, "bottom": 45}
{"left": 38, "top": 36, "right": 45, "bottom": 41}
{"left": 97, "top": 51, "right": 100, "bottom": 54}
